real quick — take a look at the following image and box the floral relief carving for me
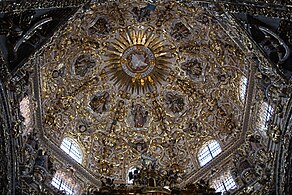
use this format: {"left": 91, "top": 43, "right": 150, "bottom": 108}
{"left": 37, "top": 0, "right": 251, "bottom": 184}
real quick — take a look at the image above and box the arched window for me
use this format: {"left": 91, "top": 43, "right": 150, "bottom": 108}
{"left": 239, "top": 76, "right": 248, "bottom": 102}
{"left": 258, "top": 102, "right": 274, "bottom": 131}
{"left": 51, "top": 171, "right": 78, "bottom": 195}
{"left": 127, "top": 167, "right": 140, "bottom": 184}
{"left": 60, "top": 137, "right": 83, "bottom": 164}
{"left": 198, "top": 140, "right": 222, "bottom": 166}
{"left": 212, "top": 171, "right": 237, "bottom": 193}
{"left": 20, "top": 96, "right": 33, "bottom": 136}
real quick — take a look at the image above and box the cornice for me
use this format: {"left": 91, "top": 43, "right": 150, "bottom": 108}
{"left": 188, "top": 0, "right": 292, "bottom": 20}
{"left": 0, "top": 0, "right": 88, "bottom": 13}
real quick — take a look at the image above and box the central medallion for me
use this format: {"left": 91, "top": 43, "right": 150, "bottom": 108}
{"left": 104, "top": 27, "right": 175, "bottom": 94}
{"left": 121, "top": 45, "right": 155, "bottom": 78}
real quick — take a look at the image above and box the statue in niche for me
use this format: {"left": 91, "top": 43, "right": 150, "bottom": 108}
{"left": 89, "top": 92, "right": 110, "bottom": 114}
{"left": 156, "top": 2, "right": 174, "bottom": 27}
{"left": 165, "top": 92, "right": 185, "bottom": 114}
{"left": 131, "top": 103, "right": 148, "bottom": 128}
{"left": 181, "top": 59, "right": 202, "bottom": 80}
{"left": 132, "top": 4, "right": 156, "bottom": 22}
{"left": 170, "top": 22, "right": 191, "bottom": 40}
{"left": 74, "top": 55, "right": 95, "bottom": 77}
{"left": 34, "top": 149, "right": 48, "bottom": 169}
{"left": 89, "top": 17, "right": 110, "bottom": 36}
{"left": 109, "top": 3, "right": 125, "bottom": 26}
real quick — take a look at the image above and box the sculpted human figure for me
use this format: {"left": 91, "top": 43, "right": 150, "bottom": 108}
{"left": 165, "top": 92, "right": 185, "bottom": 113}
{"left": 74, "top": 55, "right": 95, "bottom": 77}
{"left": 132, "top": 104, "right": 148, "bottom": 128}
{"left": 89, "top": 92, "right": 110, "bottom": 113}
{"left": 171, "top": 22, "right": 191, "bottom": 40}
{"left": 181, "top": 60, "right": 202, "bottom": 80}
{"left": 89, "top": 17, "right": 110, "bottom": 35}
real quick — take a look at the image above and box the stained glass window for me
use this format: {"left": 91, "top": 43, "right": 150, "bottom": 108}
{"left": 60, "top": 138, "right": 83, "bottom": 164}
{"left": 198, "top": 140, "right": 222, "bottom": 166}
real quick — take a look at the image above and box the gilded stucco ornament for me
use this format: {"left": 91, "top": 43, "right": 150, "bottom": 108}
{"left": 104, "top": 27, "right": 176, "bottom": 94}
{"left": 38, "top": 0, "right": 251, "bottom": 184}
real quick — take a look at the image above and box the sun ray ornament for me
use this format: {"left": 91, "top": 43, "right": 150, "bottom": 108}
{"left": 103, "top": 26, "right": 176, "bottom": 94}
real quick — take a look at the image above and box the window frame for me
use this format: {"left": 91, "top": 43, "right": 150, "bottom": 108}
{"left": 60, "top": 137, "right": 83, "bottom": 164}
{"left": 198, "top": 140, "right": 222, "bottom": 166}
{"left": 212, "top": 172, "right": 237, "bottom": 193}
{"left": 239, "top": 76, "right": 248, "bottom": 102}
{"left": 262, "top": 102, "right": 273, "bottom": 129}
{"left": 257, "top": 102, "right": 274, "bottom": 132}
{"left": 127, "top": 167, "right": 140, "bottom": 184}
{"left": 51, "top": 172, "right": 76, "bottom": 195}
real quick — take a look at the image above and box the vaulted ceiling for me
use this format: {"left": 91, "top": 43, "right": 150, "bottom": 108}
{"left": 38, "top": 0, "right": 251, "bottom": 184}
{"left": 1, "top": 0, "right": 291, "bottom": 195}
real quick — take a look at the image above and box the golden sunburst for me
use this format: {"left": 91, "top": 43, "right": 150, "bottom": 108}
{"left": 104, "top": 27, "right": 175, "bottom": 94}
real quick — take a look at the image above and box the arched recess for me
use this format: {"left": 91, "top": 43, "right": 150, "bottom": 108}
{"left": 198, "top": 140, "right": 222, "bottom": 166}
{"left": 60, "top": 137, "right": 83, "bottom": 164}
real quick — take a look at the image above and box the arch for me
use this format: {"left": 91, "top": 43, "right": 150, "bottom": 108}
{"left": 51, "top": 171, "right": 78, "bottom": 195}
{"left": 239, "top": 76, "right": 248, "bottom": 102}
{"left": 212, "top": 171, "right": 237, "bottom": 193}
{"left": 60, "top": 137, "right": 83, "bottom": 164}
{"left": 258, "top": 102, "right": 274, "bottom": 131}
{"left": 198, "top": 140, "right": 222, "bottom": 166}
{"left": 127, "top": 167, "right": 140, "bottom": 184}
{"left": 19, "top": 96, "right": 33, "bottom": 136}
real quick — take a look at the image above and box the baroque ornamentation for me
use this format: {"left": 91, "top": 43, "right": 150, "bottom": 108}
{"left": 37, "top": 0, "right": 251, "bottom": 187}
{"left": 181, "top": 59, "right": 203, "bottom": 81}
{"left": 104, "top": 27, "right": 175, "bottom": 94}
